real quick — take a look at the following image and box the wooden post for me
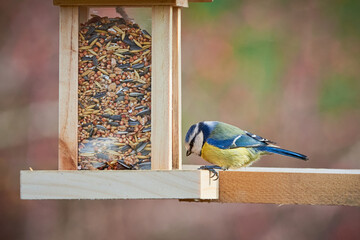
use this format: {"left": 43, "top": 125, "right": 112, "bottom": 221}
{"left": 172, "top": 7, "right": 182, "bottom": 169}
{"left": 59, "top": 7, "right": 79, "bottom": 170}
{"left": 151, "top": 6, "right": 173, "bottom": 170}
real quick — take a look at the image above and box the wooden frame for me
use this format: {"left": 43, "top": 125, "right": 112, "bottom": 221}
{"left": 57, "top": 1, "right": 190, "bottom": 170}
{"left": 59, "top": 6, "right": 79, "bottom": 170}
{"left": 172, "top": 7, "right": 182, "bottom": 169}
{"left": 58, "top": 2, "right": 187, "bottom": 170}
{"left": 151, "top": 6, "right": 173, "bottom": 170}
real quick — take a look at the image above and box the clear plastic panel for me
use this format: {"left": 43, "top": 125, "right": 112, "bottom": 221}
{"left": 78, "top": 8, "right": 151, "bottom": 170}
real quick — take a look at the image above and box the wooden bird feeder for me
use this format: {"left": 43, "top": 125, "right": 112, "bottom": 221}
{"left": 21, "top": 0, "right": 360, "bottom": 206}
{"left": 21, "top": 0, "right": 218, "bottom": 200}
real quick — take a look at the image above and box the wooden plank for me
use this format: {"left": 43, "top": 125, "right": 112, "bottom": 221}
{"left": 219, "top": 168, "right": 360, "bottom": 206}
{"left": 20, "top": 170, "right": 218, "bottom": 200}
{"left": 78, "top": 6, "right": 89, "bottom": 24}
{"left": 172, "top": 7, "right": 182, "bottom": 169}
{"left": 53, "top": 0, "right": 189, "bottom": 7}
{"left": 59, "top": 7, "right": 79, "bottom": 170}
{"left": 151, "top": 6, "right": 173, "bottom": 170}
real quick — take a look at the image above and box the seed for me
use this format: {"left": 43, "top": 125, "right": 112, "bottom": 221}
{"left": 98, "top": 55, "right": 106, "bottom": 61}
{"left": 112, "top": 26, "right": 124, "bottom": 34}
{"left": 109, "top": 115, "right": 122, "bottom": 120}
{"left": 94, "top": 81, "right": 102, "bottom": 88}
{"left": 89, "top": 38, "right": 98, "bottom": 47}
{"left": 78, "top": 15, "right": 151, "bottom": 170}
{"left": 98, "top": 68, "right": 109, "bottom": 75}
{"left": 117, "top": 131, "right": 129, "bottom": 135}
{"left": 135, "top": 142, "right": 148, "bottom": 153}
{"left": 81, "top": 69, "right": 93, "bottom": 77}
{"left": 133, "top": 63, "right": 145, "bottom": 69}
{"left": 136, "top": 108, "right": 150, "bottom": 116}
{"left": 79, "top": 46, "right": 92, "bottom": 50}
{"left": 88, "top": 49, "right": 98, "bottom": 55}
{"left": 142, "top": 127, "right": 151, "bottom": 133}
{"left": 133, "top": 39, "right": 142, "bottom": 48}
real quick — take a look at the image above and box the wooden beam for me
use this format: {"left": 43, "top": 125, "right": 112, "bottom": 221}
{"left": 53, "top": 0, "right": 189, "bottom": 7}
{"left": 59, "top": 7, "right": 79, "bottom": 170}
{"left": 219, "top": 168, "right": 360, "bottom": 206}
{"left": 151, "top": 6, "right": 173, "bottom": 170}
{"left": 172, "top": 7, "right": 182, "bottom": 169}
{"left": 20, "top": 170, "right": 218, "bottom": 200}
{"left": 20, "top": 166, "right": 359, "bottom": 205}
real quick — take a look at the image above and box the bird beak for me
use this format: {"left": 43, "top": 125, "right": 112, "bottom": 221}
{"left": 186, "top": 150, "right": 191, "bottom": 156}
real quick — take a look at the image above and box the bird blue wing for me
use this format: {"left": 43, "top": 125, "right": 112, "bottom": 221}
{"left": 206, "top": 138, "right": 236, "bottom": 149}
{"left": 207, "top": 133, "right": 267, "bottom": 149}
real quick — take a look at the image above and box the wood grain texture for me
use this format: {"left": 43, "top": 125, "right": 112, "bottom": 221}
{"left": 78, "top": 6, "right": 89, "bottom": 24}
{"left": 20, "top": 170, "right": 218, "bottom": 199}
{"left": 151, "top": 6, "right": 173, "bottom": 170}
{"left": 53, "top": 0, "right": 189, "bottom": 7}
{"left": 59, "top": 7, "right": 79, "bottom": 170}
{"left": 219, "top": 168, "right": 360, "bottom": 206}
{"left": 172, "top": 7, "right": 182, "bottom": 169}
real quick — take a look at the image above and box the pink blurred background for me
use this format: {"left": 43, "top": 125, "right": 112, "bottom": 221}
{"left": 1, "top": 0, "right": 359, "bottom": 239}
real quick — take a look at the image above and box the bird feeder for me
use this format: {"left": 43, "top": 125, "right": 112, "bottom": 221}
{"left": 21, "top": 0, "right": 218, "bottom": 200}
{"left": 20, "top": 0, "right": 360, "bottom": 206}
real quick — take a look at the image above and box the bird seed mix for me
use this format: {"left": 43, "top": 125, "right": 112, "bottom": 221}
{"left": 78, "top": 15, "right": 151, "bottom": 170}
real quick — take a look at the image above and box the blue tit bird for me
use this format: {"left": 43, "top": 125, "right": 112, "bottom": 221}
{"left": 185, "top": 121, "right": 308, "bottom": 177}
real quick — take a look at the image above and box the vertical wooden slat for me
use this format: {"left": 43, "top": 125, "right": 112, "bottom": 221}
{"left": 151, "top": 6, "right": 173, "bottom": 170}
{"left": 59, "top": 7, "right": 79, "bottom": 170}
{"left": 172, "top": 7, "right": 182, "bottom": 169}
{"left": 78, "top": 6, "right": 89, "bottom": 25}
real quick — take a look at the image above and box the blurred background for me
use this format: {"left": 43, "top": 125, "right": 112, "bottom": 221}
{"left": 1, "top": 0, "right": 359, "bottom": 239}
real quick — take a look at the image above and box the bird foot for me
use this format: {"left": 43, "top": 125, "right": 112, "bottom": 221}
{"left": 198, "top": 165, "right": 223, "bottom": 180}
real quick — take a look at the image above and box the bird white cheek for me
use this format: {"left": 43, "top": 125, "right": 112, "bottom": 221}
{"left": 192, "top": 132, "right": 204, "bottom": 156}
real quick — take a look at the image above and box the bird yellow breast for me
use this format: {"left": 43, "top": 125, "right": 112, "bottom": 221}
{"left": 201, "top": 142, "right": 262, "bottom": 169}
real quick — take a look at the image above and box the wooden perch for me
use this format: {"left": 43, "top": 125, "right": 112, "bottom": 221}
{"left": 184, "top": 166, "right": 360, "bottom": 206}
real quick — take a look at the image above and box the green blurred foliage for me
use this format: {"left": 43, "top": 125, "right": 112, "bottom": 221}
{"left": 185, "top": 0, "right": 241, "bottom": 23}
{"left": 319, "top": 74, "right": 360, "bottom": 115}
{"left": 232, "top": 28, "right": 283, "bottom": 97}
{"left": 182, "top": 0, "right": 360, "bottom": 168}
{"left": 327, "top": 0, "right": 360, "bottom": 37}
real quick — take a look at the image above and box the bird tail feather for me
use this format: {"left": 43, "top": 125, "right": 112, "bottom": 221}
{"left": 257, "top": 146, "right": 308, "bottom": 161}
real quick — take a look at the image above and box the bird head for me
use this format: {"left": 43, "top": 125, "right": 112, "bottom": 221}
{"left": 184, "top": 121, "right": 216, "bottom": 156}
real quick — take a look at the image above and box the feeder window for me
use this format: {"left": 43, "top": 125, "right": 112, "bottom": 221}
{"left": 77, "top": 8, "right": 152, "bottom": 171}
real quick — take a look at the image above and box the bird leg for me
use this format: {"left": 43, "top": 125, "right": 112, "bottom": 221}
{"left": 198, "top": 165, "right": 223, "bottom": 180}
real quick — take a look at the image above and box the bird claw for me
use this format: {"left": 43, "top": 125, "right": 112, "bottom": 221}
{"left": 210, "top": 171, "right": 219, "bottom": 180}
{"left": 199, "top": 165, "right": 222, "bottom": 181}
